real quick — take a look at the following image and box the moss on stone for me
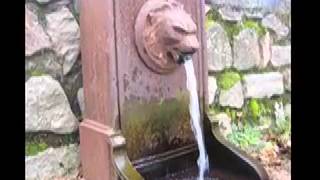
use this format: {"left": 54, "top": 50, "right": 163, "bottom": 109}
{"left": 26, "top": 142, "right": 48, "bottom": 156}
{"left": 25, "top": 132, "right": 79, "bottom": 156}
{"left": 208, "top": 105, "right": 239, "bottom": 122}
{"left": 208, "top": 105, "right": 223, "bottom": 115}
{"left": 30, "top": 69, "right": 45, "bottom": 76}
{"left": 25, "top": 132, "right": 80, "bottom": 156}
{"left": 206, "top": 9, "right": 241, "bottom": 42}
{"left": 209, "top": 92, "right": 290, "bottom": 135}
{"left": 205, "top": 18, "right": 215, "bottom": 31}
{"left": 223, "top": 21, "right": 242, "bottom": 40}
{"left": 205, "top": 9, "right": 267, "bottom": 47}
{"left": 205, "top": 9, "right": 217, "bottom": 30}
{"left": 217, "top": 71, "right": 241, "bottom": 90}
{"left": 242, "top": 20, "right": 266, "bottom": 37}
{"left": 206, "top": 9, "right": 221, "bottom": 22}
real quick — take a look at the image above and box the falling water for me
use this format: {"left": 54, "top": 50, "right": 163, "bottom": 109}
{"left": 184, "top": 56, "right": 209, "bottom": 180}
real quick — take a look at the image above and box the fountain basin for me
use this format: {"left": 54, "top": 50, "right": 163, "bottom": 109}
{"left": 113, "top": 113, "right": 269, "bottom": 180}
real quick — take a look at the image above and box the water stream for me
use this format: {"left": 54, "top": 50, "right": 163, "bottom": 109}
{"left": 184, "top": 57, "right": 209, "bottom": 180}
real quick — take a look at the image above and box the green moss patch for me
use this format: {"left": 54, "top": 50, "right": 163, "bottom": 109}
{"left": 208, "top": 105, "right": 240, "bottom": 122}
{"left": 206, "top": 9, "right": 221, "bottom": 22}
{"left": 242, "top": 20, "right": 266, "bottom": 37}
{"left": 223, "top": 22, "right": 242, "bottom": 40}
{"left": 217, "top": 71, "right": 241, "bottom": 90}
{"left": 205, "top": 10, "right": 216, "bottom": 30}
{"left": 26, "top": 142, "right": 48, "bottom": 156}
{"left": 205, "top": 18, "right": 215, "bottom": 31}
{"left": 29, "top": 69, "right": 46, "bottom": 76}
{"left": 208, "top": 105, "right": 223, "bottom": 115}
{"left": 206, "top": 9, "right": 241, "bottom": 41}
{"left": 25, "top": 132, "right": 79, "bottom": 156}
{"left": 210, "top": 95, "right": 290, "bottom": 126}
{"left": 206, "top": 8, "right": 267, "bottom": 45}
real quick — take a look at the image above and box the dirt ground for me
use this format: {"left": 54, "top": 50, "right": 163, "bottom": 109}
{"left": 251, "top": 141, "right": 291, "bottom": 180}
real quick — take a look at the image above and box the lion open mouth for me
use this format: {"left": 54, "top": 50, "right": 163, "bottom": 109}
{"left": 169, "top": 47, "right": 197, "bottom": 65}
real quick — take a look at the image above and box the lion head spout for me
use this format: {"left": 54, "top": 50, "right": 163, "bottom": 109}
{"left": 135, "top": 0, "right": 199, "bottom": 74}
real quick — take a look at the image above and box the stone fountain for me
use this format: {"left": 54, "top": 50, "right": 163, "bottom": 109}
{"left": 79, "top": 0, "right": 269, "bottom": 179}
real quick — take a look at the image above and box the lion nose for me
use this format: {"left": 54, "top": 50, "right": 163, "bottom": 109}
{"left": 184, "top": 35, "right": 199, "bottom": 54}
{"left": 188, "top": 48, "right": 197, "bottom": 54}
{"left": 182, "top": 45, "right": 199, "bottom": 55}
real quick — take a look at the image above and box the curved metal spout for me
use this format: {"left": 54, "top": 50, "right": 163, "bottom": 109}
{"left": 203, "top": 113, "right": 269, "bottom": 180}
{"left": 110, "top": 132, "right": 144, "bottom": 180}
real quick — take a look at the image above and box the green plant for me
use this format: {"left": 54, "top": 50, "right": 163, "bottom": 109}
{"left": 217, "top": 71, "right": 241, "bottom": 90}
{"left": 275, "top": 118, "right": 290, "bottom": 134}
{"left": 258, "top": 101, "right": 272, "bottom": 116}
{"left": 248, "top": 99, "right": 260, "bottom": 122}
{"left": 268, "top": 101, "right": 291, "bottom": 146}
{"left": 269, "top": 119, "right": 291, "bottom": 146}
{"left": 257, "top": 116, "right": 272, "bottom": 130}
{"left": 230, "top": 110, "right": 236, "bottom": 121}
{"left": 273, "top": 117, "right": 291, "bottom": 145}
{"left": 227, "top": 124, "right": 263, "bottom": 151}
{"left": 243, "top": 99, "right": 275, "bottom": 126}
{"left": 25, "top": 142, "right": 48, "bottom": 156}
{"left": 225, "top": 107, "right": 237, "bottom": 121}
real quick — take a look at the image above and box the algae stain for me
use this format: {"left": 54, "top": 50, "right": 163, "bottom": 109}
{"left": 122, "top": 91, "right": 195, "bottom": 160}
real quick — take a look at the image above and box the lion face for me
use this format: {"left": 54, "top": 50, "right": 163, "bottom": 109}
{"left": 135, "top": 0, "right": 200, "bottom": 73}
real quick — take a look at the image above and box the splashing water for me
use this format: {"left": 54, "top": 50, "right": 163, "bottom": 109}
{"left": 184, "top": 57, "right": 209, "bottom": 180}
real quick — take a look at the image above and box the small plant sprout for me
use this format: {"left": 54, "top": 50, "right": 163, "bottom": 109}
{"left": 274, "top": 102, "right": 285, "bottom": 123}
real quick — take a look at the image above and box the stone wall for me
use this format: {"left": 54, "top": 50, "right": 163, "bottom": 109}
{"left": 25, "top": 0, "right": 82, "bottom": 179}
{"left": 205, "top": 0, "right": 291, "bottom": 137}
{"left": 25, "top": 0, "right": 290, "bottom": 179}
